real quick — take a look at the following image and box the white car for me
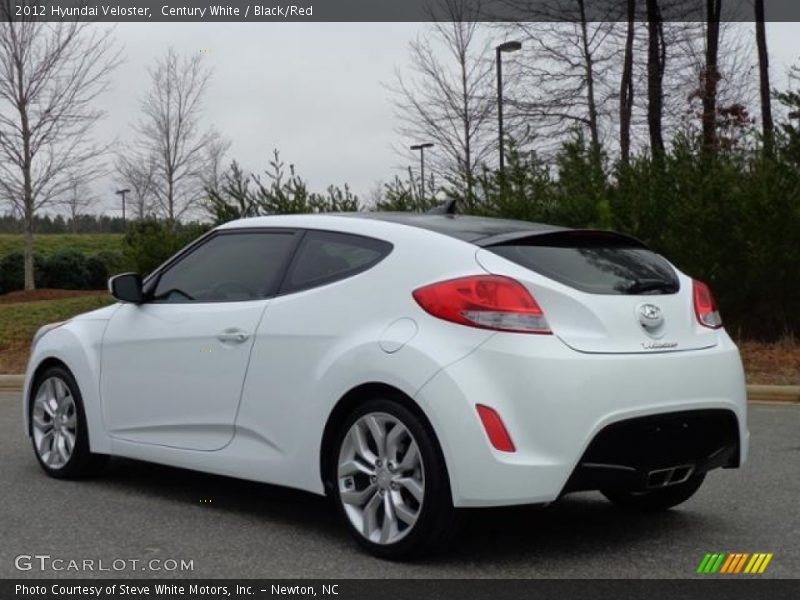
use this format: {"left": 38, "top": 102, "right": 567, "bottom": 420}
{"left": 24, "top": 211, "right": 748, "bottom": 559}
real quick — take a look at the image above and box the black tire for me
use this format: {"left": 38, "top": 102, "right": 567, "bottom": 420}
{"left": 29, "top": 365, "right": 108, "bottom": 479}
{"left": 329, "top": 397, "right": 455, "bottom": 560}
{"left": 602, "top": 473, "right": 706, "bottom": 512}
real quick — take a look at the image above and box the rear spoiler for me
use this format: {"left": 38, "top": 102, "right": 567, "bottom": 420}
{"left": 475, "top": 229, "right": 649, "bottom": 249}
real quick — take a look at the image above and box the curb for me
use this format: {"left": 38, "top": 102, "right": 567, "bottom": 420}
{"left": 747, "top": 384, "right": 800, "bottom": 403}
{"left": 0, "top": 374, "right": 797, "bottom": 403}
{"left": 0, "top": 374, "right": 24, "bottom": 391}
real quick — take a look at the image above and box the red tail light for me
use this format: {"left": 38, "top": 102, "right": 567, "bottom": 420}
{"left": 475, "top": 405, "right": 516, "bottom": 452}
{"left": 693, "top": 280, "right": 723, "bottom": 329}
{"left": 412, "top": 275, "right": 551, "bottom": 334}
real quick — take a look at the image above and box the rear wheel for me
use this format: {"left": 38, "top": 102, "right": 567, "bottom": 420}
{"left": 602, "top": 473, "right": 706, "bottom": 512}
{"left": 29, "top": 366, "right": 108, "bottom": 479}
{"left": 330, "top": 398, "right": 454, "bottom": 559}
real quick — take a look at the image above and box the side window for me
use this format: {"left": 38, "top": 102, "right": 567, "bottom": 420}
{"left": 151, "top": 231, "right": 296, "bottom": 303}
{"left": 283, "top": 231, "right": 392, "bottom": 293}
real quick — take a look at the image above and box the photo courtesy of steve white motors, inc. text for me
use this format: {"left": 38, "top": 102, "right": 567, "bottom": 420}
{"left": 14, "top": 584, "right": 338, "bottom": 597}
{"left": 15, "top": 2, "right": 314, "bottom": 19}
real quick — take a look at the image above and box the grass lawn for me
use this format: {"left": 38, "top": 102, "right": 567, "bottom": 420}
{"left": 0, "top": 233, "right": 124, "bottom": 257}
{"left": 0, "top": 291, "right": 796, "bottom": 385}
{"left": 0, "top": 291, "right": 113, "bottom": 373}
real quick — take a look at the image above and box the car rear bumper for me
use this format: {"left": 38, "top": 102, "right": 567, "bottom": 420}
{"left": 414, "top": 332, "right": 748, "bottom": 508}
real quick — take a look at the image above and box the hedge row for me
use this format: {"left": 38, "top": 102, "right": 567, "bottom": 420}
{"left": 0, "top": 250, "right": 125, "bottom": 294}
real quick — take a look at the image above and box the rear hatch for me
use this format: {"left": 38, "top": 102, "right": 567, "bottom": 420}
{"left": 475, "top": 230, "right": 719, "bottom": 354}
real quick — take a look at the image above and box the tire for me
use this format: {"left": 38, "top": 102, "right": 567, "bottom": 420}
{"left": 601, "top": 473, "right": 706, "bottom": 512}
{"left": 29, "top": 365, "right": 108, "bottom": 479}
{"left": 329, "top": 397, "right": 454, "bottom": 560}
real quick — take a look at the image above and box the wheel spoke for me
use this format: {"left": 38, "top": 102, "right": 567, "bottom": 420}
{"left": 364, "top": 415, "right": 386, "bottom": 458}
{"left": 32, "top": 412, "right": 52, "bottom": 432}
{"left": 56, "top": 433, "right": 70, "bottom": 463}
{"left": 37, "top": 395, "right": 55, "bottom": 418}
{"left": 397, "top": 477, "right": 424, "bottom": 503}
{"left": 392, "top": 494, "right": 418, "bottom": 526}
{"left": 340, "top": 483, "right": 377, "bottom": 506}
{"left": 64, "top": 411, "right": 77, "bottom": 429}
{"left": 385, "top": 424, "right": 405, "bottom": 463}
{"left": 350, "top": 423, "right": 377, "bottom": 465}
{"left": 361, "top": 491, "right": 382, "bottom": 539}
{"left": 53, "top": 379, "right": 68, "bottom": 401}
{"left": 380, "top": 492, "right": 399, "bottom": 544}
{"left": 63, "top": 430, "right": 76, "bottom": 454}
{"left": 38, "top": 430, "right": 54, "bottom": 456}
{"left": 338, "top": 458, "right": 373, "bottom": 478}
{"left": 398, "top": 441, "right": 419, "bottom": 473}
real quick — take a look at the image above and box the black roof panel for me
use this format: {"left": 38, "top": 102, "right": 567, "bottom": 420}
{"left": 342, "top": 212, "right": 565, "bottom": 245}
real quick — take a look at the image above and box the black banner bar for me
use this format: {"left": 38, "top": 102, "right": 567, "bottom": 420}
{"left": 3, "top": 579, "right": 800, "bottom": 600}
{"left": 3, "top": 0, "right": 800, "bottom": 23}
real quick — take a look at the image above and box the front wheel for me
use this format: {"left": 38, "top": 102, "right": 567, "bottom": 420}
{"left": 29, "top": 366, "right": 108, "bottom": 479}
{"left": 602, "top": 473, "right": 706, "bottom": 512}
{"left": 330, "top": 398, "right": 454, "bottom": 559}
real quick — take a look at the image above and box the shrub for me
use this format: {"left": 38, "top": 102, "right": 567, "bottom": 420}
{"left": 0, "top": 252, "right": 46, "bottom": 293}
{"left": 123, "top": 219, "right": 210, "bottom": 276}
{"left": 39, "top": 250, "right": 90, "bottom": 290}
{"left": 86, "top": 251, "right": 126, "bottom": 290}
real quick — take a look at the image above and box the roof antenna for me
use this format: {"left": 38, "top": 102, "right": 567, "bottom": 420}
{"left": 427, "top": 198, "right": 458, "bottom": 215}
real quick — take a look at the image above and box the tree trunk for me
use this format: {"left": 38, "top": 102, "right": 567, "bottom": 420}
{"left": 646, "top": 0, "right": 665, "bottom": 158}
{"left": 702, "top": 0, "right": 722, "bottom": 154}
{"left": 20, "top": 103, "right": 36, "bottom": 290}
{"left": 755, "top": 0, "right": 774, "bottom": 156}
{"left": 460, "top": 50, "right": 473, "bottom": 206}
{"left": 619, "top": 0, "right": 636, "bottom": 164}
{"left": 578, "top": 0, "right": 600, "bottom": 153}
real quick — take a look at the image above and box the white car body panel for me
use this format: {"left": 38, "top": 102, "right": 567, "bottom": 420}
{"left": 23, "top": 214, "right": 749, "bottom": 507}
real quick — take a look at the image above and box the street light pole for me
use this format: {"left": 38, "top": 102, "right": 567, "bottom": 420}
{"left": 116, "top": 188, "right": 130, "bottom": 227}
{"left": 410, "top": 142, "right": 434, "bottom": 200}
{"left": 496, "top": 41, "right": 522, "bottom": 174}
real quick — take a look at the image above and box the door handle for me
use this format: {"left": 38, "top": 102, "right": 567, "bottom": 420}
{"left": 217, "top": 330, "right": 251, "bottom": 344}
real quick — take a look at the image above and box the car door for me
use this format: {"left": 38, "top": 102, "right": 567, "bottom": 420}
{"left": 101, "top": 229, "right": 299, "bottom": 451}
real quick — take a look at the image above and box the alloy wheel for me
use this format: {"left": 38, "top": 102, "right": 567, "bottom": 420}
{"left": 32, "top": 377, "right": 78, "bottom": 470}
{"left": 337, "top": 412, "right": 425, "bottom": 545}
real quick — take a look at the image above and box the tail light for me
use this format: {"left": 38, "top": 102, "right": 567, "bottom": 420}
{"left": 693, "top": 280, "right": 723, "bottom": 329}
{"left": 475, "top": 405, "right": 516, "bottom": 452}
{"left": 412, "top": 275, "right": 551, "bottom": 334}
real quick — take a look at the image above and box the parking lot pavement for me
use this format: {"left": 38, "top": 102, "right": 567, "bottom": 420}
{"left": 1, "top": 391, "right": 797, "bottom": 579}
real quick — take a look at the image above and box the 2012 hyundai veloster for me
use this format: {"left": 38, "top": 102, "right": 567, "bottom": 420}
{"left": 23, "top": 210, "right": 748, "bottom": 558}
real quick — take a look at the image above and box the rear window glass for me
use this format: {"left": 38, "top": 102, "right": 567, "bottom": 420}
{"left": 282, "top": 230, "right": 392, "bottom": 293}
{"left": 488, "top": 233, "right": 679, "bottom": 295}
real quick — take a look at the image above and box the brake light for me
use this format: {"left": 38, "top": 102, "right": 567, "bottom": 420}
{"left": 475, "top": 405, "right": 516, "bottom": 452}
{"left": 693, "top": 280, "right": 723, "bottom": 329}
{"left": 412, "top": 275, "right": 551, "bottom": 334}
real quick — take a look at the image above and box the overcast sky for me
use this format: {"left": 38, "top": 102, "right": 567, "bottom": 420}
{"left": 89, "top": 22, "right": 800, "bottom": 215}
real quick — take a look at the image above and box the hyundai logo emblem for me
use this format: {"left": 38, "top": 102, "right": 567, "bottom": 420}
{"left": 639, "top": 303, "right": 662, "bottom": 322}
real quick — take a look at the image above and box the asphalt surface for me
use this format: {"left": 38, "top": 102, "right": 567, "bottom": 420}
{"left": 1, "top": 391, "right": 798, "bottom": 579}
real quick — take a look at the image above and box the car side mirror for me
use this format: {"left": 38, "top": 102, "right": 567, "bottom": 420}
{"left": 109, "top": 273, "right": 144, "bottom": 304}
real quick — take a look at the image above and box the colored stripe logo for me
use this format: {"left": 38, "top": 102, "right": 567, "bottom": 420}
{"left": 697, "top": 552, "right": 773, "bottom": 574}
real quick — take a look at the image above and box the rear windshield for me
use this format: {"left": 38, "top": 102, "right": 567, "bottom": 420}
{"left": 488, "top": 232, "right": 679, "bottom": 295}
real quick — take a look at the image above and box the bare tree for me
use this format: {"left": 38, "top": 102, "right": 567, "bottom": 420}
{"left": 754, "top": 0, "right": 774, "bottom": 156}
{"left": 619, "top": 0, "right": 637, "bottom": 164}
{"left": 390, "top": 0, "right": 495, "bottom": 205}
{"left": 130, "top": 47, "right": 224, "bottom": 227}
{"left": 60, "top": 174, "right": 97, "bottom": 234}
{"left": 0, "top": 9, "right": 120, "bottom": 289}
{"left": 115, "top": 151, "right": 156, "bottom": 221}
{"left": 702, "top": 0, "right": 723, "bottom": 153}
{"left": 646, "top": 0, "right": 667, "bottom": 158}
{"left": 499, "top": 2, "right": 623, "bottom": 159}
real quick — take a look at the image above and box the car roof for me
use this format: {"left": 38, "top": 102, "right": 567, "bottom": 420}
{"left": 338, "top": 212, "right": 566, "bottom": 245}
